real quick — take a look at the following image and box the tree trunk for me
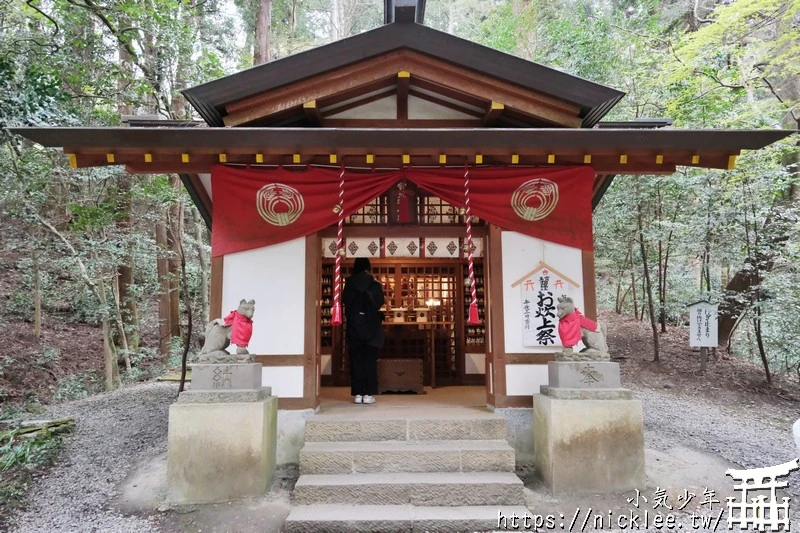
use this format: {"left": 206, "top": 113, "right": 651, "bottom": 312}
{"left": 33, "top": 248, "right": 42, "bottom": 338}
{"left": 98, "top": 273, "right": 121, "bottom": 390}
{"left": 116, "top": 36, "right": 140, "bottom": 352}
{"left": 193, "top": 208, "right": 210, "bottom": 325}
{"left": 156, "top": 219, "right": 172, "bottom": 358}
{"left": 254, "top": 0, "right": 272, "bottom": 65}
{"left": 753, "top": 305, "right": 772, "bottom": 385}
{"left": 629, "top": 243, "right": 639, "bottom": 320}
{"left": 636, "top": 179, "right": 660, "bottom": 361}
{"left": 167, "top": 177, "right": 183, "bottom": 341}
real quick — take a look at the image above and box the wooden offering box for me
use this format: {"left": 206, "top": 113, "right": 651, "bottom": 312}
{"left": 377, "top": 359, "right": 424, "bottom": 394}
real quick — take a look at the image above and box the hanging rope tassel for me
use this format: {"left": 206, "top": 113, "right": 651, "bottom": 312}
{"left": 463, "top": 164, "right": 480, "bottom": 325}
{"left": 331, "top": 163, "right": 346, "bottom": 326}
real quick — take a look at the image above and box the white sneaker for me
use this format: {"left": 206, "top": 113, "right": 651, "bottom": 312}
{"left": 362, "top": 395, "right": 376, "bottom": 404}
{"left": 354, "top": 395, "right": 362, "bottom": 404}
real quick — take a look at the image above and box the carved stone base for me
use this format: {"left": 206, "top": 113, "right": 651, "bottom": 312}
{"left": 545, "top": 360, "right": 621, "bottom": 390}
{"left": 167, "top": 394, "right": 277, "bottom": 504}
{"left": 190, "top": 363, "right": 262, "bottom": 391}
{"left": 534, "top": 393, "right": 645, "bottom": 493}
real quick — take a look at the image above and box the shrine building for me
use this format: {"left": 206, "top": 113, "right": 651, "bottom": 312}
{"left": 13, "top": 0, "right": 793, "bottom": 463}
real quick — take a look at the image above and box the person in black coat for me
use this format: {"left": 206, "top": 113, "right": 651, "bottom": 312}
{"left": 342, "top": 257, "right": 385, "bottom": 404}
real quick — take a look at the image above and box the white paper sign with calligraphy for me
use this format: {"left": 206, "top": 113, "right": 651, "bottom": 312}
{"left": 514, "top": 262, "right": 582, "bottom": 348}
{"left": 688, "top": 301, "right": 718, "bottom": 348}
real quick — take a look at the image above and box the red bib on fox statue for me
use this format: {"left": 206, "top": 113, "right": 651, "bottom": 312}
{"left": 223, "top": 299, "right": 255, "bottom": 349}
{"left": 557, "top": 308, "right": 598, "bottom": 347}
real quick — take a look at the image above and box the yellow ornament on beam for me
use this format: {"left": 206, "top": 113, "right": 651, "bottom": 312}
{"left": 691, "top": 154, "right": 700, "bottom": 165}
{"left": 255, "top": 153, "right": 264, "bottom": 163}
{"left": 182, "top": 153, "right": 190, "bottom": 163}
{"left": 656, "top": 154, "right": 664, "bottom": 164}
{"left": 144, "top": 153, "right": 153, "bottom": 163}
{"left": 439, "top": 154, "right": 447, "bottom": 165}
{"left": 583, "top": 154, "right": 592, "bottom": 164}
{"left": 218, "top": 153, "right": 227, "bottom": 163}
{"left": 68, "top": 154, "right": 77, "bottom": 168}
{"left": 619, "top": 154, "right": 628, "bottom": 164}
{"left": 727, "top": 155, "right": 737, "bottom": 170}
{"left": 329, "top": 154, "right": 337, "bottom": 164}
{"left": 366, "top": 154, "right": 375, "bottom": 164}
{"left": 547, "top": 154, "right": 555, "bottom": 164}
{"left": 293, "top": 153, "right": 301, "bottom": 164}
{"left": 511, "top": 154, "right": 519, "bottom": 164}
{"left": 475, "top": 154, "right": 483, "bottom": 165}
{"left": 106, "top": 153, "right": 115, "bottom": 163}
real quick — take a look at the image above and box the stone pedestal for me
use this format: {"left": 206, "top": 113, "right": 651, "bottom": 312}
{"left": 533, "top": 361, "right": 645, "bottom": 493}
{"left": 167, "top": 363, "right": 277, "bottom": 504}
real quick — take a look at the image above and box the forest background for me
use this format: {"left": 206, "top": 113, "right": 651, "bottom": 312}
{"left": 0, "top": 0, "right": 798, "bottom": 410}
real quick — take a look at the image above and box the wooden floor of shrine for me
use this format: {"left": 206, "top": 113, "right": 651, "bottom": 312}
{"left": 318, "top": 386, "right": 487, "bottom": 415}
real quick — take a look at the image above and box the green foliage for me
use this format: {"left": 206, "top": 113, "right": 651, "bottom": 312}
{"left": 53, "top": 372, "right": 102, "bottom": 403}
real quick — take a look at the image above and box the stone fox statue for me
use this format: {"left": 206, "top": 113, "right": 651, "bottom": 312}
{"left": 556, "top": 296, "right": 609, "bottom": 360}
{"left": 195, "top": 299, "right": 255, "bottom": 364}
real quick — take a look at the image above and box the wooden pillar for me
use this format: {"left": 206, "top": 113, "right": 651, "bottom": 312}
{"left": 209, "top": 256, "right": 223, "bottom": 320}
{"left": 486, "top": 224, "right": 506, "bottom": 408}
{"left": 304, "top": 234, "right": 321, "bottom": 409}
{"left": 581, "top": 249, "right": 598, "bottom": 320}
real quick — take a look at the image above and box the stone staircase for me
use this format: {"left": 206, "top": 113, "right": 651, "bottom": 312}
{"left": 284, "top": 408, "right": 529, "bottom": 532}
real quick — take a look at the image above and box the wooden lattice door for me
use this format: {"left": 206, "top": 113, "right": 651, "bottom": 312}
{"left": 330, "top": 261, "right": 462, "bottom": 387}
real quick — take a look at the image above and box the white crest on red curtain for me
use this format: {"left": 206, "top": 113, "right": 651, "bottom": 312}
{"left": 511, "top": 179, "right": 559, "bottom": 221}
{"left": 256, "top": 183, "right": 305, "bottom": 226}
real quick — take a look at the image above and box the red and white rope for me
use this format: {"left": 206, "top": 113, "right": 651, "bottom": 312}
{"left": 331, "top": 163, "right": 346, "bottom": 326}
{"left": 464, "top": 164, "right": 479, "bottom": 325}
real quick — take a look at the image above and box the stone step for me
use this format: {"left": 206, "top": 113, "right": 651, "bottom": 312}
{"left": 300, "top": 440, "right": 515, "bottom": 475}
{"left": 305, "top": 413, "right": 507, "bottom": 442}
{"left": 293, "top": 471, "right": 525, "bottom": 506}
{"left": 283, "top": 504, "right": 531, "bottom": 533}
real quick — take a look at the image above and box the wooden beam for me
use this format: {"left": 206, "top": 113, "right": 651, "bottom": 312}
{"left": 483, "top": 101, "right": 504, "bottom": 126}
{"left": 397, "top": 71, "right": 410, "bottom": 120}
{"left": 223, "top": 50, "right": 583, "bottom": 127}
{"left": 323, "top": 119, "right": 482, "bottom": 128}
{"left": 303, "top": 100, "right": 322, "bottom": 126}
{"left": 224, "top": 52, "right": 406, "bottom": 126}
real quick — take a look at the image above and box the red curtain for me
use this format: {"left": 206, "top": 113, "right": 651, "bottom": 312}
{"left": 210, "top": 165, "right": 594, "bottom": 257}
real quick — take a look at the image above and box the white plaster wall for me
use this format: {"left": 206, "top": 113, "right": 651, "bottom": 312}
{"left": 501, "top": 232, "right": 584, "bottom": 354}
{"left": 328, "top": 96, "right": 396, "bottom": 119}
{"left": 222, "top": 238, "right": 306, "bottom": 355}
{"left": 465, "top": 352, "right": 485, "bottom": 374}
{"left": 263, "top": 366, "right": 304, "bottom": 398}
{"left": 408, "top": 95, "right": 474, "bottom": 119}
{"left": 198, "top": 173, "right": 211, "bottom": 200}
{"left": 505, "top": 364, "right": 549, "bottom": 396}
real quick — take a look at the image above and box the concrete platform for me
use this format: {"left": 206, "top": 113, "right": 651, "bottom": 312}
{"left": 283, "top": 504, "right": 531, "bottom": 533}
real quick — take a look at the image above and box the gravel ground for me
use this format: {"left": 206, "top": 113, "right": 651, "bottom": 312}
{"left": 632, "top": 383, "right": 800, "bottom": 501}
{"left": 8, "top": 381, "right": 177, "bottom": 533}
{"left": 6, "top": 379, "right": 799, "bottom": 532}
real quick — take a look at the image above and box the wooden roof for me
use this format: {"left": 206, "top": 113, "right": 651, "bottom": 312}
{"left": 181, "top": 21, "right": 623, "bottom": 129}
